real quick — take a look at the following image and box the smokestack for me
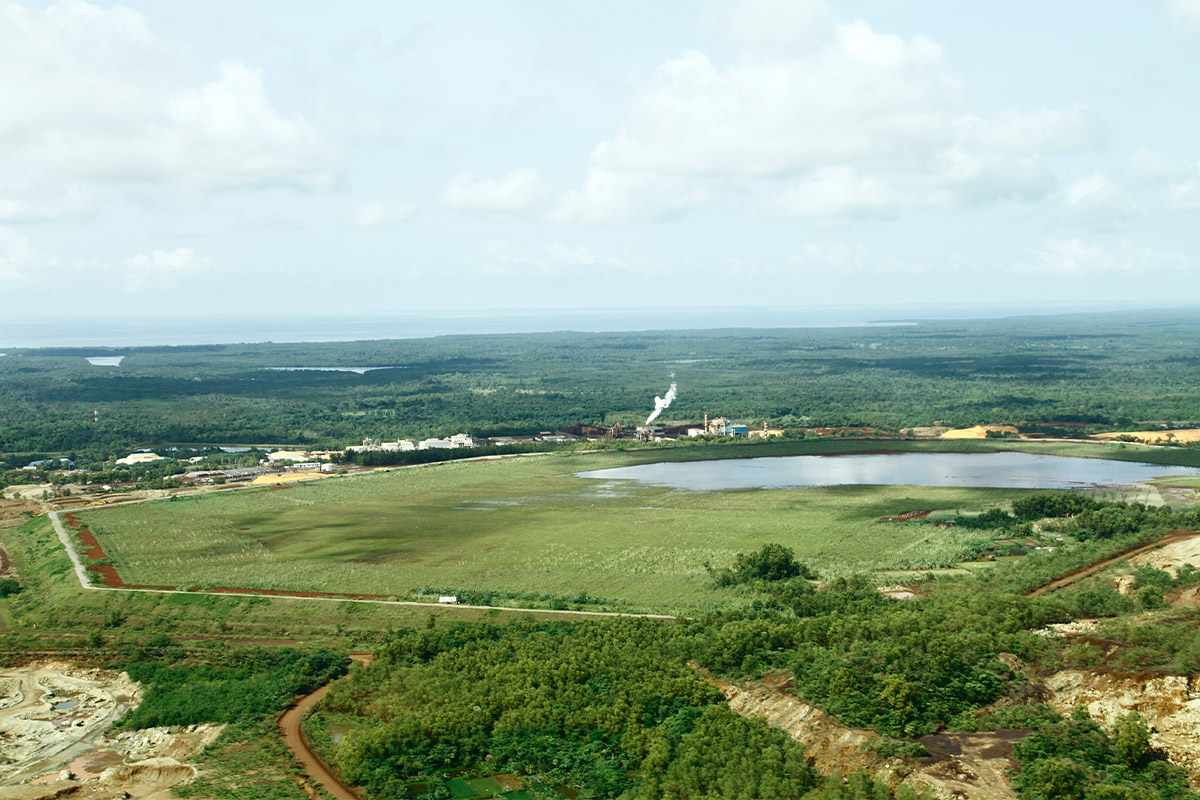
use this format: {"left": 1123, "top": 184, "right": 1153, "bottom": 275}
{"left": 704, "top": 412, "right": 709, "bottom": 435}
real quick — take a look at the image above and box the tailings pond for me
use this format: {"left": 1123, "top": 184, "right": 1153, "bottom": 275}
{"left": 577, "top": 451, "right": 1200, "bottom": 491}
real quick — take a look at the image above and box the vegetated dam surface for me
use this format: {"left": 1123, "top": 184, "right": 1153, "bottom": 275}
{"left": 577, "top": 451, "right": 1200, "bottom": 491}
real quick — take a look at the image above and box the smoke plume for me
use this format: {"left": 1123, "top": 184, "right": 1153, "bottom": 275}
{"left": 645, "top": 379, "right": 677, "bottom": 425}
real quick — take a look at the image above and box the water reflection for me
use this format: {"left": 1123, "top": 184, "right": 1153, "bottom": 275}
{"left": 577, "top": 452, "right": 1199, "bottom": 491}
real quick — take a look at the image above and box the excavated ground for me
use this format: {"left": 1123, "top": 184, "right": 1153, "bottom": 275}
{"left": 703, "top": 670, "right": 1022, "bottom": 800}
{"left": 0, "top": 663, "right": 220, "bottom": 800}
{"left": 1047, "top": 670, "right": 1200, "bottom": 785}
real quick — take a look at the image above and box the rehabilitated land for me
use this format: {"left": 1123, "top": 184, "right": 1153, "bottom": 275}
{"left": 69, "top": 439, "right": 1199, "bottom": 614}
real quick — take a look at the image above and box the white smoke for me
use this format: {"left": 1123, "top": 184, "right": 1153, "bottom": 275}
{"left": 644, "top": 378, "right": 678, "bottom": 425}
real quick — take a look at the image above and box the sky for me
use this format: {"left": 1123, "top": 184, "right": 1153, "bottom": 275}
{"left": 2, "top": 0, "right": 1199, "bottom": 319}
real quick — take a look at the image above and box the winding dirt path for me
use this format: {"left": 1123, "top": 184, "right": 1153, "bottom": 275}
{"left": 279, "top": 654, "right": 371, "bottom": 800}
{"left": 1028, "top": 529, "right": 1200, "bottom": 596}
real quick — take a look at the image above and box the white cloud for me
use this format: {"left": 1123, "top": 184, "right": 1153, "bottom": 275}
{"left": 771, "top": 167, "right": 901, "bottom": 219}
{"left": 795, "top": 242, "right": 871, "bottom": 273}
{"left": 707, "top": 0, "right": 833, "bottom": 56}
{"left": 954, "top": 106, "right": 1099, "bottom": 154}
{"left": 0, "top": 2, "right": 338, "bottom": 191}
{"left": 1127, "top": 148, "right": 1184, "bottom": 183}
{"left": 926, "top": 148, "right": 1054, "bottom": 207}
{"left": 599, "top": 35, "right": 957, "bottom": 178}
{"left": 550, "top": 160, "right": 713, "bottom": 223}
{"left": 0, "top": 227, "right": 55, "bottom": 282}
{"left": 1170, "top": 179, "right": 1200, "bottom": 210}
{"left": 1017, "top": 239, "right": 1190, "bottom": 275}
{"left": 0, "top": 171, "right": 93, "bottom": 221}
{"left": 1166, "top": 163, "right": 1200, "bottom": 210}
{"left": 556, "top": 0, "right": 1091, "bottom": 223}
{"left": 346, "top": 202, "right": 416, "bottom": 227}
{"left": 124, "top": 247, "right": 212, "bottom": 291}
{"left": 443, "top": 168, "right": 552, "bottom": 212}
{"left": 1171, "top": 0, "right": 1200, "bottom": 32}
{"left": 1061, "top": 174, "right": 1141, "bottom": 230}
{"left": 1121, "top": 151, "right": 1200, "bottom": 211}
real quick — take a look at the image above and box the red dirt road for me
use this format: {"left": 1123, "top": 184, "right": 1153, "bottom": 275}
{"left": 279, "top": 654, "right": 372, "bottom": 800}
{"left": 1028, "top": 529, "right": 1200, "bottom": 596}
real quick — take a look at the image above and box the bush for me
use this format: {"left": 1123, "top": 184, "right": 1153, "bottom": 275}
{"left": 712, "top": 543, "right": 818, "bottom": 586}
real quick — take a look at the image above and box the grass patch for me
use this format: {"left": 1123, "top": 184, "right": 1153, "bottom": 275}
{"left": 73, "top": 448, "right": 1055, "bottom": 612}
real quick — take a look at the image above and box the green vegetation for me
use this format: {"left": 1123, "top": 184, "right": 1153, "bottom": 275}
{"left": 311, "top": 619, "right": 916, "bottom": 800}
{"left": 5, "top": 308, "right": 1200, "bottom": 463}
{"left": 709, "top": 542, "right": 817, "bottom": 586}
{"left": 1012, "top": 710, "right": 1195, "bottom": 800}
{"left": 76, "top": 445, "right": 1076, "bottom": 612}
{"left": 119, "top": 645, "right": 348, "bottom": 729}
{"left": 303, "top": 498, "right": 1200, "bottom": 798}
{"left": 107, "top": 642, "right": 347, "bottom": 800}
{"left": 8, "top": 310, "right": 1200, "bottom": 798}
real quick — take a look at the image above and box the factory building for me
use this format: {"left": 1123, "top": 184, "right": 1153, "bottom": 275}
{"left": 686, "top": 414, "right": 750, "bottom": 437}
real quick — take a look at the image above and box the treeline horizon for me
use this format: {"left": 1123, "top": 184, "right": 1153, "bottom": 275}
{"left": 3, "top": 307, "right": 1200, "bottom": 460}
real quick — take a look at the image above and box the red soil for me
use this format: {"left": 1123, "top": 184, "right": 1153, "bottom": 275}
{"left": 879, "top": 510, "right": 932, "bottom": 522}
{"left": 74, "top": 526, "right": 107, "bottom": 561}
{"left": 88, "top": 563, "right": 124, "bottom": 588}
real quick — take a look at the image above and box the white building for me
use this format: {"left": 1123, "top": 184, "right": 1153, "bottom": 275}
{"left": 418, "top": 434, "right": 475, "bottom": 450}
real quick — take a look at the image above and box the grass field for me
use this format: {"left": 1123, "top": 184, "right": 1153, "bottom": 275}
{"left": 73, "top": 442, "right": 1170, "bottom": 613}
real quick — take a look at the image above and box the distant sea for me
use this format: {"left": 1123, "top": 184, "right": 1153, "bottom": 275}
{"left": 0, "top": 302, "right": 1167, "bottom": 348}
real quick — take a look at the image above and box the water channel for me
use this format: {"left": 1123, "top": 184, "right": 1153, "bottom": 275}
{"left": 577, "top": 451, "right": 1200, "bottom": 491}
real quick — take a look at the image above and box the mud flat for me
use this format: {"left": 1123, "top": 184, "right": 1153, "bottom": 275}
{"left": 0, "top": 663, "right": 220, "bottom": 800}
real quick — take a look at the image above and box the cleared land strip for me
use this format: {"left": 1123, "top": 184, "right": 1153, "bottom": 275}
{"left": 46, "top": 510, "right": 677, "bottom": 620}
{"left": 1026, "top": 529, "right": 1200, "bottom": 596}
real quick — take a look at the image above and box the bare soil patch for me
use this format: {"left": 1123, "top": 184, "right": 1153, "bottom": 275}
{"left": 0, "top": 663, "right": 219, "bottom": 800}
{"left": 1128, "top": 535, "right": 1200, "bottom": 577}
{"left": 0, "top": 498, "right": 40, "bottom": 533}
{"left": 940, "top": 425, "right": 1020, "bottom": 439}
{"left": 1047, "top": 669, "right": 1200, "bottom": 785}
{"left": 1092, "top": 428, "right": 1200, "bottom": 445}
{"left": 699, "top": 669, "right": 1020, "bottom": 800}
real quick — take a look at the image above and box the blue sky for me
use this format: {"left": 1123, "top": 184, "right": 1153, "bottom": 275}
{"left": 2, "top": 1, "right": 1199, "bottom": 317}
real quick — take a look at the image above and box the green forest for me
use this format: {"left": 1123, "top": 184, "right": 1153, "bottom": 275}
{"left": 298, "top": 492, "right": 1200, "bottom": 800}
{"left": 7, "top": 308, "right": 1200, "bottom": 799}
{"left": 3, "top": 308, "right": 1200, "bottom": 462}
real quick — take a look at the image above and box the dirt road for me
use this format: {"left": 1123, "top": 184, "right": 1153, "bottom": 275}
{"left": 1028, "top": 530, "right": 1200, "bottom": 596}
{"left": 278, "top": 655, "right": 371, "bottom": 800}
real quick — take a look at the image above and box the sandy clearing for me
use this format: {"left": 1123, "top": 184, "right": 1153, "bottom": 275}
{"left": 940, "top": 425, "right": 1020, "bottom": 439}
{"left": 0, "top": 663, "right": 221, "bottom": 800}
{"left": 1092, "top": 428, "right": 1200, "bottom": 445}
{"left": 1128, "top": 535, "right": 1200, "bottom": 576}
{"left": 0, "top": 663, "right": 140, "bottom": 787}
{"left": 249, "top": 472, "right": 325, "bottom": 485}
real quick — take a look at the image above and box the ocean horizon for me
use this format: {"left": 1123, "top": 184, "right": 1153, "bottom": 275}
{"left": 0, "top": 301, "right": 1178, "bottom": 349}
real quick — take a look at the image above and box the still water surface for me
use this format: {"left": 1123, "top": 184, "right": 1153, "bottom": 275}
{"left": 577, "top": 452, "right": 1200, "bottom": 491}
